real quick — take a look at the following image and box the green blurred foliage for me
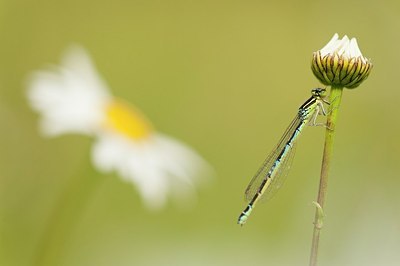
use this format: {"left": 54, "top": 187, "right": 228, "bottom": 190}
{"left": 0, "top": 0, "right": 398, "bottom": 265}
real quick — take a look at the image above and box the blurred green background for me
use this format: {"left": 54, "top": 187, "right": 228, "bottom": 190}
{"left": 0, "top": 0, "right": 398, "bottom": 266}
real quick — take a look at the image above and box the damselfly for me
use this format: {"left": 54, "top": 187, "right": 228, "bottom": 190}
{"left": 237, "top": 88, "right": 328, "bottom": 225}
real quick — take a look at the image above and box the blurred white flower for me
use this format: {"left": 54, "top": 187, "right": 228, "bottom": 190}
{"left": 27, "top": 46, "right": 212, "bottom": 209}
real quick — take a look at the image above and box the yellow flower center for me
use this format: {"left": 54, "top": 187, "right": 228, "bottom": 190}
{"left": 104, "top": 99, "right": 153, "bottom": 140}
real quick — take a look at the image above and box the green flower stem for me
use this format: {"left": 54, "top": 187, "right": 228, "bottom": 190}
{"left": 309, "top": 85, "right": 343, "bottom": 266}
{"left": 33, "top": 163, "right": 102, "bottom": 266}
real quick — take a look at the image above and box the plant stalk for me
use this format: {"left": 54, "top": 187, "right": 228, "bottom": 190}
{"left": 33, "top": 163, "right": 101, "bottom": 266}
{"left": 309, "top": 85, "right": 343, "bottom": 266}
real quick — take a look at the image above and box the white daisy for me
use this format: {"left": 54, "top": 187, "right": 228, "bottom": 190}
{"left": 311, "top": 33, "right": 372, "bottom": 89}
{"left": 27, "top": 46, "right": 212, "bottom": 209}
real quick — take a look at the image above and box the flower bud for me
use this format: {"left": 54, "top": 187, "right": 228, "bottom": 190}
{"left": 311, "top": 34, "right": 372, "bottom": 89}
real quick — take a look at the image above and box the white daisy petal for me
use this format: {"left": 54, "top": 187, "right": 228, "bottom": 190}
{"left": 27, "top": 46, "right": 111, "bottom": 136}
{"left": 320, "top": 33, "right": 339, "bottom": 57}
{"left": 91, "top": 132, "right": 212, "bottom": 209}
{"left": 153, "top": 134, "right": 210, "bottom": 184}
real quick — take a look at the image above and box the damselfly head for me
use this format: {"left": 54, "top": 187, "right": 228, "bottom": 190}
{"left": 311, "top": 88, "right": 326, "bottom": 98}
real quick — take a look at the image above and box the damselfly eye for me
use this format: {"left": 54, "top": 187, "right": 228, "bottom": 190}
{"left": 312, "top": 88, "right": 326, "bottom": 97}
